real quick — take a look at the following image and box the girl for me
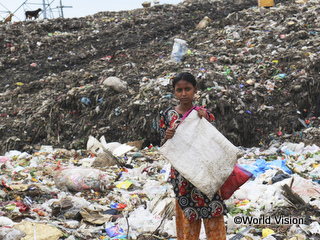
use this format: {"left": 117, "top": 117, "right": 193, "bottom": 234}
{"left": 160, "top": 72, "right": 227, "bottom": 240}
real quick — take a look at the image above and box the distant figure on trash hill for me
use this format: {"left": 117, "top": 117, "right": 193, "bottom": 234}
{"left": 5, "top": 13, "right": 14, "bottom": 23}
{"left": 25, "top": 8, "right": 42, "bottom": 20}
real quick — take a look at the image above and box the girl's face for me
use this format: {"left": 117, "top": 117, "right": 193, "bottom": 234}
{"left": 174, "top": 80, "right": 197, "bottom": 105}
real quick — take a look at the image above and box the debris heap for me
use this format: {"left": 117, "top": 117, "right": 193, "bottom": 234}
{"left": 1, "top": 0, "right": 320, "bottom": 154}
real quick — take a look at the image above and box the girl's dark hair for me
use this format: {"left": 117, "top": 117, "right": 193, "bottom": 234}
{"left": 172, "top": 72, "right": 197, "bottom": 88}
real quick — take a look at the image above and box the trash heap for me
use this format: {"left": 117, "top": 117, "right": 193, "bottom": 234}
{"left": 1, "top": 0, "right": 320, "bottom": 154}
{"left": 1, "top": 0, "right": 320, "bottom": 239}
{"left": 1, "top": 137, "right": 320, "bottom": 239}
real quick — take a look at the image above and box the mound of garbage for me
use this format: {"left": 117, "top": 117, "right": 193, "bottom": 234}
{"left": 1, "top": 0, "right": 319, "bottom": 154}
{"left": 1, "top": 0, "right": 320, "bottom": 239}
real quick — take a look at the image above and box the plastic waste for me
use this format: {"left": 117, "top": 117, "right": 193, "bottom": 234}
{"left": 5, "top": 150, "right": 22, "bottom": 158}
{"left": 241, "top": 159, "right": 291, "bottom": 177}
{"left": 143, "top": 180, "right": 169, "bottom": 199}
{"left": 54, "top": 167, "right": 111, "bottom": 192}
{"left": 170, "top": 38, "right": 188, "bottom": 63}
{"left": 100, "top": 137, "right": 122, "bottom": 152}
{"left": 271, "top": 170, "right": 291, "bottom": 184}
{"left": 299, "top": 221, "right": 320, "bottom": 235}
{"left": 0, "top": 156, "right": 10, "bottom": 168}
{"left": 39, "top": 145, "right": 54, "bottom": 152}
{"left": 87, "top": 136, "right": 135, "bottom": 157}
{"left": 262, "top": 228, "right": 275, "bottom": 237}
{"left": 110, "top": 203, "right": 127, "bottom": 210}
{"left": 103, "top": 76, "right": 127, "bottom": 92}
{"left": 159, "top": 163, "right": 171, "bottom": 182}
{"left": 116, "top": 180, "right": 133, "bottom": 189}
{"left": 81, "top": 97, "right": 91, "bottom": 106}
{"left": 126, "top": 205, "right": 161, "bottom": 232}
{"left": 0, "top": 228, "right": 26, "bottom": 240}
{"left": 0, "top": 216, "right": 14, "bottom": 227}
{"left": 106, "top": 224, "right": 125, "bottom": 238}
{"left": 87, "top": 135, "right": 104, "bottom": 154}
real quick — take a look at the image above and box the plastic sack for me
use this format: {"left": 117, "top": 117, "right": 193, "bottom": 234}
{"left": 220, "top": 163, "right": 253, "bottom": 200}
{"left": 54, "top": 167, "right": 111, "bottom": 192}
{"left": 170, "top": 38, "right": 188, "bottom": 63}
{"left": 159, "top": 110, "right": 238, "bottom": 200}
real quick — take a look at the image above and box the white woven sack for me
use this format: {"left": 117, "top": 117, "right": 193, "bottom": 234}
{"left": 159, "top": 110, "right": 238, "bottom": 200}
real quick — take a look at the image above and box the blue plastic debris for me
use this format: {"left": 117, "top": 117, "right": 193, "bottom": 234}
{"left": 81, "top": 97, "right": 91, "bottom": 106}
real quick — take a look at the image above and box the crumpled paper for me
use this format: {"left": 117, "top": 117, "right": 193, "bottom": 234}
{"left": 80, "top": 207, "right": 112, "bottom": 225}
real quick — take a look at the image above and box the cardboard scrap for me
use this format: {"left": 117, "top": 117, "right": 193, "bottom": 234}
{"left": 13, "top": 221, "right": 63, "bottom": 240}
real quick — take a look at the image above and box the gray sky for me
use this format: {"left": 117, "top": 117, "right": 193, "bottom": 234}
{"left": 1, "top": 0, "right": 182, "bottom": 22}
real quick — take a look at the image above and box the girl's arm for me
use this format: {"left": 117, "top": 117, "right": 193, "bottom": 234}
{"left": 198, "top": 107, "right": 216, "bottom": 123}
{"left": 160, "top": 110, "right": 176, "bottom": 145}
{"left": 198, "top": 107, "right": 209, "bottom": 120}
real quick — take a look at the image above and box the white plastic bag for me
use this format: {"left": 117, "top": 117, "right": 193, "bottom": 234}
{"left": 170, "top": 38, "right": 188, "bottom": 63}
{"left": 103, "top": 76, "right": 127, "bottom": 92}
{"left": 54, "top": 167, "right": 111, "bottom": 192}
{"left": 159, "top": 110, "right": 238, "bottom": 200}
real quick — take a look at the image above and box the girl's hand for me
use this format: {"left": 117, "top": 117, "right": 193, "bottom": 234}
{"left": 198, "top": 107, "right": 208, "bottom": 120}
{"left": 163, "top": 128, "right": 175, "bottom": 144}
{"left": 165, "top": 128, "right": 175, "bottom": 139}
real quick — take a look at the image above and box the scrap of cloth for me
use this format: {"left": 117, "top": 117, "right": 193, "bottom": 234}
{"left": 159, "top": 109, "right": 238, "bottom": 201}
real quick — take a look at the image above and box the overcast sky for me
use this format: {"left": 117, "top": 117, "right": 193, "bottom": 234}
{"left": 1, "top": 0, "right": 182, "bottom": 22}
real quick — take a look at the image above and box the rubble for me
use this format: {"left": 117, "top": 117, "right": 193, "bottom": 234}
{"left": 0, "top": 0, "right": 320, "bottom": 239}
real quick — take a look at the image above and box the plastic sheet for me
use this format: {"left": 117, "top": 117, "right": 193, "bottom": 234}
{"left": 241, "top": 159, "right": 291, "bottom": 177}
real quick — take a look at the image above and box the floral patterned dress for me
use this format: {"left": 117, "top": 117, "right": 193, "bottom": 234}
{"left": 160, "top": 106, "right": 227, "bottom": 221}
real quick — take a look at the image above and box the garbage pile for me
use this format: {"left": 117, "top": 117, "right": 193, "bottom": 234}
{"left": 1, "top": 0, "right": 320, "bottom": 154}
{"left": 1, "top": 0, "right": 320, "bottom": 239}
{"left": 1, "top": 138, "right": 320, "bottom": 239}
